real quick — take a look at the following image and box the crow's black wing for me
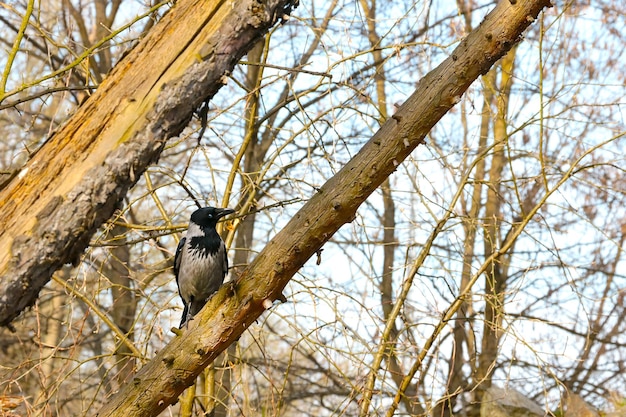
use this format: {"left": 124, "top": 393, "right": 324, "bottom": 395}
{"left": 174, "top": 237, "right": 186, "bottom": 285}
{"left": 175, "top": 237, "right": 189, "bottom": 328}
{"left": 222, "top": 242, "right": 229, "bottom": 278}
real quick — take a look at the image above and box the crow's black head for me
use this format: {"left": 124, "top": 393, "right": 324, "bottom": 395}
{"left": 190, "top": 207, "right": 235, "bottom": 228}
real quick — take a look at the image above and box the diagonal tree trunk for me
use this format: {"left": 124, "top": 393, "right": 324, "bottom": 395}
{"left": 94, "top": 1, "right": 551, "bottom": 415}
{"left": 0, "top": 0, "right": 298, "bottom": 328}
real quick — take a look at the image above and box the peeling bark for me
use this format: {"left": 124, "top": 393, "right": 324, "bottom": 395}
{"left": 0, "top": 0, "right": 297, "bottom": 327}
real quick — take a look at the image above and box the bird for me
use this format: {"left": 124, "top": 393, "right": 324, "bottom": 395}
{"left": 174, "top": 206, "right": 234, "bottom": 328}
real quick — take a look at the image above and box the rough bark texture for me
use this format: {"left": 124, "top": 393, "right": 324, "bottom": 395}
{"left": 0, "top": 0, "right": 297, "bottom": 327}
{"left": 95, "top": 1, "right": 551, "bottom": 415}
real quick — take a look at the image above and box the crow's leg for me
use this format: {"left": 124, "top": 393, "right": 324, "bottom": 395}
{"left": 179, "top": 300, "right": 191, "bottom": 329}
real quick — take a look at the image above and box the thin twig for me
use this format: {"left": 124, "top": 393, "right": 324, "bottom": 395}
{"left": 0, "top": 0, "right": 35, "bottom": 99}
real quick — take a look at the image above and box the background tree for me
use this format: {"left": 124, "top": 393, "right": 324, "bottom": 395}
{"left": 1, "top": 0, "right": 625, "bottom": 416}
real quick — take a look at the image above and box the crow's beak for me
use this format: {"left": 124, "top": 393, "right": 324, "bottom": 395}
{"left": 216, "top": 208, "right": 235, "bottom": 219}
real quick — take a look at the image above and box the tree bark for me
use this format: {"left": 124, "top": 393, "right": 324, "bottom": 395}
{"left": 94, "top": 1, "right": 551, "bottom": 415}
{"left": 0, "top": 0, "right": 297, "bottom": 327}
